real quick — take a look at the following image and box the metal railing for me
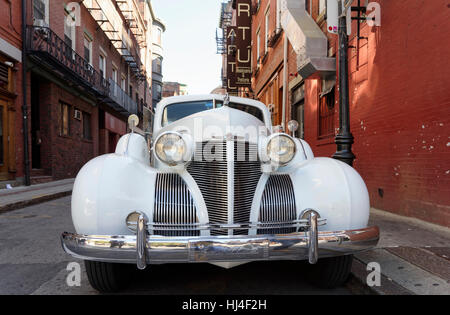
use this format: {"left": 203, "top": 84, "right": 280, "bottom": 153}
{"left": 27, "top": 25, "right": 139, "bottom": 115}
{"left": 108, "top": 79, "right": 137, "bottom": 114}
{"left": 26, "top": 26, "right": 109, "bottom": 96}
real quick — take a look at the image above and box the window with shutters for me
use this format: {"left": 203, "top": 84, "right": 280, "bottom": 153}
{"left": 0, "top": 64, "right": 9, "bottom": 89}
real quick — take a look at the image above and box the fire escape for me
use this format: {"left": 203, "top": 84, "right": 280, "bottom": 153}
{"left": 83, "top": 0, "right": 146, "bottom": 82}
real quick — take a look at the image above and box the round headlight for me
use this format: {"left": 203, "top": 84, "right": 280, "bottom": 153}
{"left": 155, "top": 132, "right": 187, "bottom": 165}
{"left": 267, "top": 134, "right": 296, "bottom": 165}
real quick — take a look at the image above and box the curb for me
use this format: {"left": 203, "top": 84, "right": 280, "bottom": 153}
{"left": 0, "top": 190, "right": 72, "bottom": 214}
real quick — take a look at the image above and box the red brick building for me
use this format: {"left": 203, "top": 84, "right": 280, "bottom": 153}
{"left": 0, "top": 0, "right": 163, "bottom": 185}
{"left": 162, "top": 82, "right": 188, "bottom": 98}
{"left": 0, "top": 0, "right": 25, "bottom": 183}
{"left": 221, "top": 0, "right": 450, "bottom": 226}
{"left": 297, "top": 0, "right": 449, "bottom": 227}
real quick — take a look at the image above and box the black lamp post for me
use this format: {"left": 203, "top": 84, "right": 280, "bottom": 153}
{"left": 332, "top": 2, "right": 355, "bottom": 166}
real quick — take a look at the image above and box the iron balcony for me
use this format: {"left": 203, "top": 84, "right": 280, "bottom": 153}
{"left": 26, "top": 25, "right": 137, "bottom": 115}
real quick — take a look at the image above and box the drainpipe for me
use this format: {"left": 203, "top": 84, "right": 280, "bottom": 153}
{"left": 21, "top": 0, "right": 31, "bottom": 185}
{"left": 332, "top": 1, "right": 355, "bottom": 166}
{"left": 281, "top": 32, "right": 288, "bottom": 131}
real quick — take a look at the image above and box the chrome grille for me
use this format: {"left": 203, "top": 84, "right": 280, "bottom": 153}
{"left": 258, "top": 175, "right": 297, "bottom": 234}
{"left": 233, "top": 141, "right": 261, "bottom": 235}
{"left": 154, "top": 173, "right": 199, "bottom": 236}
{"left": 187, "top": 141, "right": 228, "bottom": 235}
{"left": 187, "top": 141, "right": 261, "bottom": 235}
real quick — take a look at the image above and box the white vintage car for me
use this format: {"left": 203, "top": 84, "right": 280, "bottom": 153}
{"left": 62, "top": 94, "right": 379, "bottom": 292}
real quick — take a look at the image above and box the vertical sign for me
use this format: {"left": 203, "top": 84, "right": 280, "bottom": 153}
{"left": 226, "top": 26, "right": 238, "bottom": 92}
{"left": 226, "top": 0, "right": 252, "bottom": 92}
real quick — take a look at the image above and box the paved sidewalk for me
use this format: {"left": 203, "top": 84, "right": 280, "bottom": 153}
{"left": 348, "top": 208, "right": 450, "bottom": 295}
{"left": 0, "top": 178, "right": 74, "bottom": 214}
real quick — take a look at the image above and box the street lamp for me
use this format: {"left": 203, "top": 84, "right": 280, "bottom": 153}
{"left": 332, "top": 0, "right": 355, "bottom": 166}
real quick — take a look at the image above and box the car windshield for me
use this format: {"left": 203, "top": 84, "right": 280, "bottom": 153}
{"left": 162, "top": 100, "right": 264, "bottom": 126}
{"left": 216, "top": 101, "right": 264, "bottom": 122}
{"left": 162, "top": 101, "right": 214, "bottom": 126}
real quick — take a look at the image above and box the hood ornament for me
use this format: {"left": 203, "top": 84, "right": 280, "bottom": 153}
{"left": 223, "top": 93, "right": 230, "bottom": 106}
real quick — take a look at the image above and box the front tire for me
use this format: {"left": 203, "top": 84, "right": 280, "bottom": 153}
{"left": 85, "top": 260, "right": 132, "bottom": 293}
{"left": 305, "top": 255, "right": 353, "bottom": 289}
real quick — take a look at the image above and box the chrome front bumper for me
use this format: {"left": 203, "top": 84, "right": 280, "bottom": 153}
{"left": 61, "top": 225, "right": 379, "bottom": 269}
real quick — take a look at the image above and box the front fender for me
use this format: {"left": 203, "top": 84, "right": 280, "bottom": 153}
{"left": 71, "top": 134, "right": 157, "bottom": 235}
{"left": 290, "top": 157, "right": 370, "bottom": 231}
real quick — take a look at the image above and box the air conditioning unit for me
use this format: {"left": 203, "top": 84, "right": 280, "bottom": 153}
{"left": 74, "top": 109, "right": 82, "bottom": 120}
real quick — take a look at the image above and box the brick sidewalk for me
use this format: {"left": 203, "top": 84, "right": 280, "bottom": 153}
{"left": 0, "top": 178, "right": 74, "bottom": 213}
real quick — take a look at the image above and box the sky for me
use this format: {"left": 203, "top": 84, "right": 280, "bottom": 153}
{"left": 151, "top": 0, "right": 223, "bottom": 95}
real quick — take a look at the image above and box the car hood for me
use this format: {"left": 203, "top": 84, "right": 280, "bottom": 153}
{"left": 154, "top": 106, "right": 268, "bottom": 143}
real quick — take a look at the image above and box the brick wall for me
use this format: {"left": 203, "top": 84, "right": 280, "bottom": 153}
{"left": 301, "top": 0, "right": 450, "bottom": 226}
{"left": 46, "top": 82, "right": 99, "bottom": 180}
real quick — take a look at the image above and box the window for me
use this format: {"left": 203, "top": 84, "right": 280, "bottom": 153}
{"left": 60, "top": 103, "right": 70, "bottom": 136}
{"left": 83, "top": 112, "right": 92, "bottom": 140}
{"left": 84, "top": 36, "right": 92, "bottom": 64}
{"left": 33, "top": 0, "right": 48, "bottom": 24}
{"left": 155, "top": 57, "right": 162, "bottom": 74}
{"left": 305, "top": 0, "right": 310, "bottom": 14}
{"left": 318, "top": 88, "right": 335, "bottom": 138}
{"left": 264, "top": 7, "right": 270, "bottom": 54}
{"left": 292, "top": 84, "right": 305, "bottom": 138}
{"left": 319, "top": 0, "right": 326, "bottom": 16}
{"left": 112, "top": 68, "right": 118, "bottom": 96}
{"left": 112, "top": 68, "right": 117, "bottom": 83}
{"left": 99, "top": 55, "right": 106, "bottom": 79}
{"left": 156, "top": 28, "right": 162, "bottom": 45}
{"left": 121, "top": 75, "right": 126, "bottom": 91}
{"left": 64, "top": 17, "right": 75, "bottom": 59}
{"left": 156, "top": 84, "right": 162, "bottom": 100}
{"left": 129, "top": 85, "right": 133, "bottom": 96}
{"left": 256, "top": 28, "right": 261, "bottom": 60}
{"left": 276, "top": 0, "right": 282, "bottom": 30}
{"left": 295, "top": 102, "right": 305, "bottom": 139}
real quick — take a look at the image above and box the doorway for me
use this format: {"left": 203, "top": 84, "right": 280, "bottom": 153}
{"left": 0, "top": 100, "right": 8, "bottom": 180}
